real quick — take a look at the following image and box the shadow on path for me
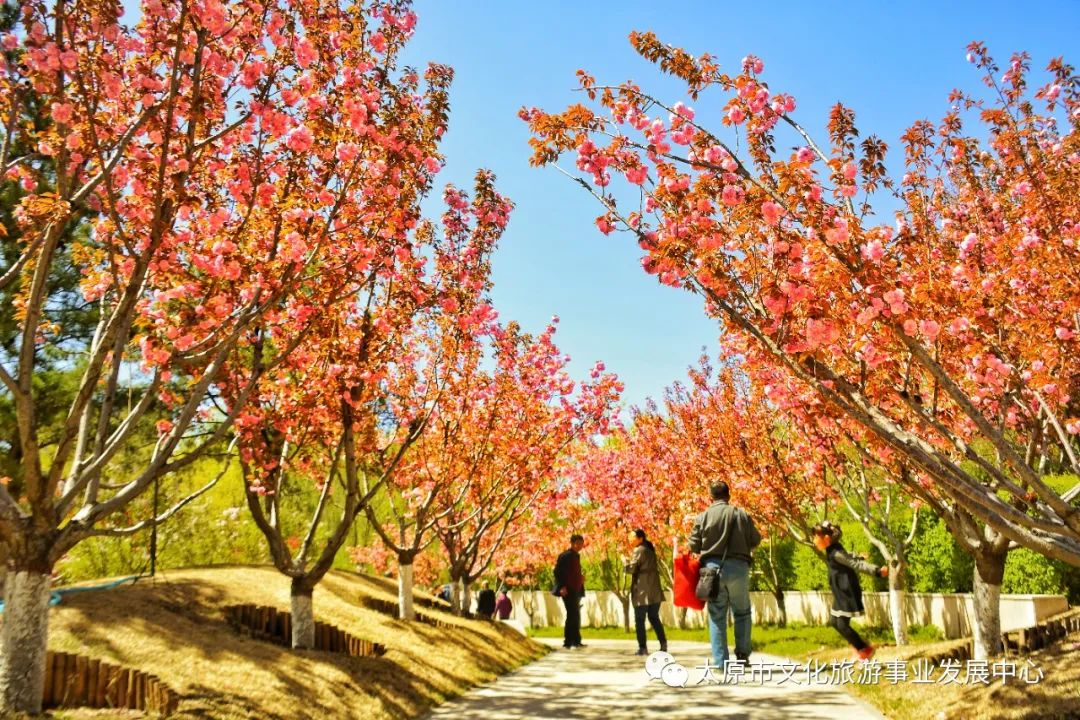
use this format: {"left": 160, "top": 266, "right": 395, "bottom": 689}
{"left": 423, "top": 639, "right": 885, "bottom": 720}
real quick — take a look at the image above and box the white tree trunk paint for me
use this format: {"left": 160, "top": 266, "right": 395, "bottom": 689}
{"left": 888, "top": 570, "right": 909, "bottom": 646}
{"left": 972, "top": 570, "right": 1002, "bottom": 661}
{"left": 462, "top": 581, "right": 473, "bottom": 617}
{"left": 0, "top": 570, "right": 51, "bottom": 715}
{"left": 398, "top": 563, "right": 415, "bottom": 621}
{"left": 290, "top": 589, "right": 315, "bottom": 650}
{"left": 450, "top": 579, "right": 462, "bottom": 615}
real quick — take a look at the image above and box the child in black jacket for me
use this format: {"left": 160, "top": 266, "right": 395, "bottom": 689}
{"left": 812, "top": 522, "right": 889, "bottom": 660}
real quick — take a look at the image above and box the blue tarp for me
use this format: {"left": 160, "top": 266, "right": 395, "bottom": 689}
{"left": 0, "top": 575, "right": 140, "bottom": 613}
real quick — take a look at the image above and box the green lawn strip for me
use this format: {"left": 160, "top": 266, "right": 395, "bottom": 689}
{"left": 527, "top": 622, "right": 942, "bottom": 659}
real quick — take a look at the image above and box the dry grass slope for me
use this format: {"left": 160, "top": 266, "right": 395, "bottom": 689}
{"left": 41, "top": 566, "right": 545, "bottom": 719}
{"left": 807, "top": 637, "right": 1080, "bottom": 719}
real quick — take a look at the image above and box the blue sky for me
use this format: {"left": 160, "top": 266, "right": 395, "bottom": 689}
{"left": 396, "top": 0, "right": 1080, "bottom": 411}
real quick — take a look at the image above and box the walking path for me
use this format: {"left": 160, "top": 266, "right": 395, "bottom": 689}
{"left": 424, "top": 639, "right": 885, "bottom": 719}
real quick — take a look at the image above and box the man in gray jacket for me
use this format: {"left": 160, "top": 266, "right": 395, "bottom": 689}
{"left": 689, "top": 481, "right": 762, "bottom": 667}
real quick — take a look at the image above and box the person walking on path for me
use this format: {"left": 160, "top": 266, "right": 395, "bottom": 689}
{"left": 624, "top": 528, "right": 668, "bottom": 656}
{"left": 495, "top": 589, "right": 513, "bottom": 620}
{"left": 812, "top": 521, "right": 889, "bottom": 660}
{"left": 689, "top": 481, "right": 762, "bottom": 667}
{"left": 476, "top": 583, "right": 497, "bottom": 620}
{"left": 553, "top": 534, "right": 587, "bottom": 649}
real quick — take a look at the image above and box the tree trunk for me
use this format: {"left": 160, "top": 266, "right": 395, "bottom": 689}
{"left": 461, "top": 580, "right": 472, "bottom": 618}
{"left": 888, "top": 562, "right": 909, "bottom": 646}
{"left": 773, "top": 588, "right": 788, "bottom": 628}
{"left": 397, "top": 562, "right": 415, "bottom": 621}
{"left": 450, "top": 578, "right": 462, "bottom": 615}
{"left": 0, "top": 568, "right": 52, "bottom": 715}
{"left": 523, "top": 590, "right": 537, "bottom": 627}
{"left": 620, "top": 594, "right": 630, "bottom": 633}
{"left": 676, "top": 605, "right": 688, "bottom": 630}
{"left": 972, "top": 549, "right": 1006, "bottom": 660}
{"left": 290, "top": 578, "right": 315, "bottom": 650}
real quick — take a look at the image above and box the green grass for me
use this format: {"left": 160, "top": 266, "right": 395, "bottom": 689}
{"left": 528, "top": 622, "right": 942, "bottom": 660}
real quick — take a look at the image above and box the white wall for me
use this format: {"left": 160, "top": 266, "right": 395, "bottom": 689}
{"left": 507, "top": 590, "right": 1069, "bottom": 639}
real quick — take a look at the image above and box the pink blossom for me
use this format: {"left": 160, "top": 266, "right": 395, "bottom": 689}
{"left": 1066, "top": 420, "right": 1080, "bottom": 435}
{"left": 625, "top": 166, "right": 648, "bottom": 185}
{"left": 855, "top": 306, "right": 879, "bottom": 326}
{"left": 336, "top": 142, "right": 359, "bottom": 163}
{"left": 671, "top": 102, "right": 695, "bottom": 121}
{"left": 1056, "top": 327, "right": 1075, "bottom": 340}
{"left": 860, "top": 240, "right": 885, "bottom": 262}
{"left": 370, "top": 32, "right": 387, "bottom": 54}
{"left": 671, "top": 125, "right": 695, "bottom": 145}
{"left": 596, "top": 217, "right": 615, "bottom": 235}
{"left": 805, "top": 318, "right": 839, "bottom": 350}
{"left": 286, "top": 125, "right": 313, "bottom": 152}
{"left": 51, "top": 103, "right": 74, "bottom": 124}
{"left": 920, "top": 319, "right": 941, "bottom": 341}
{"left": 741, "top": 55, "right": 764, "bottom": 74}
{"left": 728, "top": 106, "right": 746, "bottom": 124}
{"left": 761, "top": 201, "right": 782, "bottom": 225}
{"left": 721, "top": 184, "right": 744, "bottom": 206}
{"left": 842, "top": 161, "right": 857, "bottom": 181}
{"left": 824, "top": 220, "right": 849, "bottom": 246}
{"left": 295, "top": 38, "right": 316, "bottom": 68}
{"left": 883, "top": 289, "right": 908, "bottom": 314}
{"left": 796, "top": 147, "right": 814, "bottom": 163}
{"left": 281, "top": 231, "right": 308, "bottom": 263}
{"left": 948, "top": 317, "right": 969, "bottom": 334}
{"left": 959, "top": 232, "right": 978, "bottom": 255}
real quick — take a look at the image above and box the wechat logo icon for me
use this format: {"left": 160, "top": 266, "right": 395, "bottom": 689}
{"left": 644, "top": 651, "right": 688, "bottom": 688}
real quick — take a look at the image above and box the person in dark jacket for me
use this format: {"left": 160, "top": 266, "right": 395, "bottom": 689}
{"left": 495, "top": 590, "right": 513, "bottom": 620}
{"left": 624, "top": 528, "right": 668, "bottom": 656}
{"left": 812, "top": 521, "right": 889, "bottom": 660}
{"left": 476, "top": 584, "right": 497, "bottom": 620}
{"left": 553, "top": 534, "right": 587, "bottom": 649}
{"left": 689, "top": 481, "right": 762, "bottom": 667}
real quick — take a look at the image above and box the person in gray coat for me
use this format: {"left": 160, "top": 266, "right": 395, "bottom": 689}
{"left": 689, "top": 481, "right": 762, "bottom": 666}
{"left": 624, "top": 528, "right": 668, "bottom": 656}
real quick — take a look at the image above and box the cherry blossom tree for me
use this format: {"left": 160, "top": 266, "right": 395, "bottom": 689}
{"left": 233, "top": 171, "right": 511, "bottom": 645}
{"left": 526, "top": 37, "right": 1080, "bottom": 657}
{"left": 433, "top": 320, "right": 621, "bottom": 614}
{"left": 0, "top": 0, "right": 449, "bottom": 709}
{"left": 355, "top": 175, "right": 509, "bottom": 621}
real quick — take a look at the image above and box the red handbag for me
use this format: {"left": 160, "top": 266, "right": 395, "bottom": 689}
{"left": 673, "top": 552, "right": 705, "bottom": 610}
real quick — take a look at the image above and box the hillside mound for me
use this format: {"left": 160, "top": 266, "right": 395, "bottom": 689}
{"left": 44, "top": 566, "right": 544, "bottom": 719}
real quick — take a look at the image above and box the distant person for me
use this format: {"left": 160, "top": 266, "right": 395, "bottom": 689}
{"left": 476, "top": 583, "right": 497, "bottom": 620}
{"left": 553, "top": 533, "right": 587, "bottom": 649}
{"left": 812, "top": 521, "right": 888, "bottom": 660}
{"left": 437, "top": 584, "right": 452, "bottom": 604}
{"left": 624, "top": 528, "right": 667, "bottom": 656}
{"left": 496, "top": 590, "right": 513, "bottom": 620}
{"left": 689, "top": 481, "right": 762, "bottom": 667}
